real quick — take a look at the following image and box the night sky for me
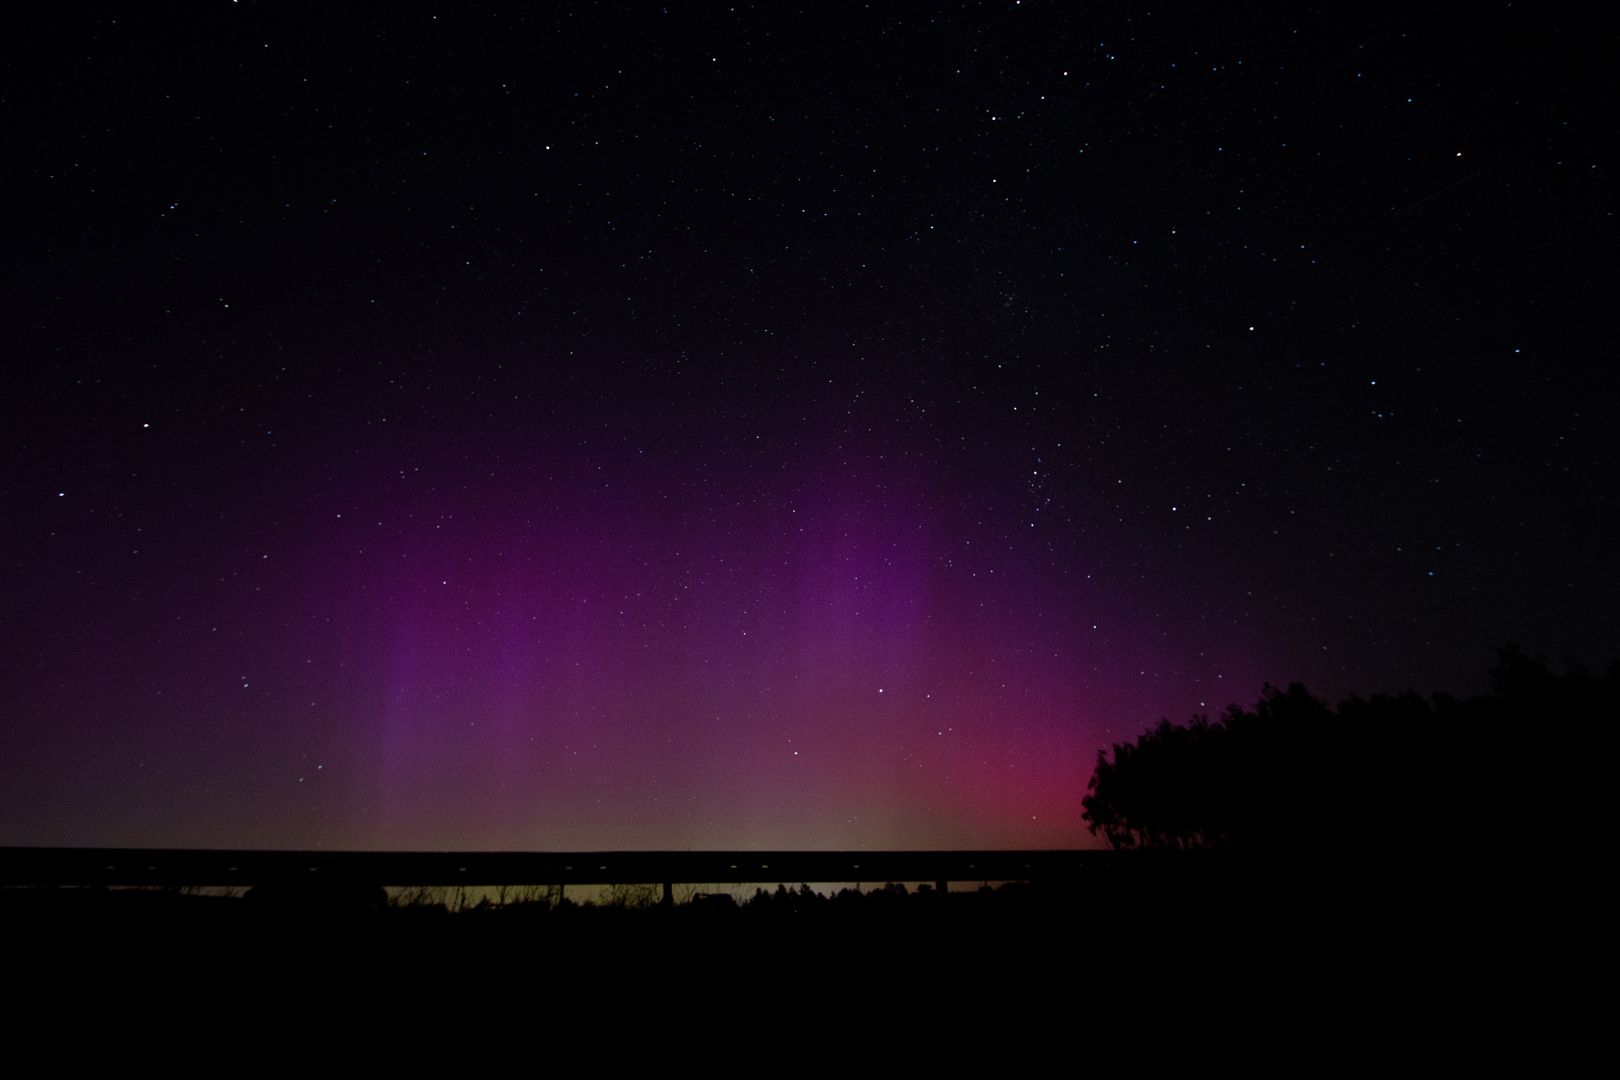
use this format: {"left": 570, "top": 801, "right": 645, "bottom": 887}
{"left": 3, "top": 4, "right": 1612, "bottom": 852}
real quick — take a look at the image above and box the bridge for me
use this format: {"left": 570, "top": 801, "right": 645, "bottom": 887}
{"left": 0, "top": 846, "right": 1131, "bottom": 898}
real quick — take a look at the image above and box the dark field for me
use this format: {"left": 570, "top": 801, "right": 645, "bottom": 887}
{"left": 3, "top": 850, "right": 1514, "bottom": 1011}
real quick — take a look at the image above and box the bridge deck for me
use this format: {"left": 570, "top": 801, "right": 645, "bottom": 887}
{"left": 0, "top": 847, "right": 1137, "bottom": 887}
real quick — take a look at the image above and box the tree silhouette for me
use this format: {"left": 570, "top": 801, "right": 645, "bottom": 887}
{"left": 1082, "top": 682, "right": 1337, "bottom": 849}
{"left": 1081, "top": 647, "right": 1617, "bottom": 851}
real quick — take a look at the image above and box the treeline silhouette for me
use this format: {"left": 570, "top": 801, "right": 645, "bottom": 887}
{"left": 1081, "top": 646, "right": 1616, "bottom": 852}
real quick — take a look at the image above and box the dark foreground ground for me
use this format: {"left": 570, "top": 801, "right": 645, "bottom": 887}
{"left": 4, "top": 851, "right": 1551, "bottom": 1038}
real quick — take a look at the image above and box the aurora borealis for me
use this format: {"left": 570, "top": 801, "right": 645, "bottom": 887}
{"left": 3, "top": 4, "right": 1613, "bottom": 852}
